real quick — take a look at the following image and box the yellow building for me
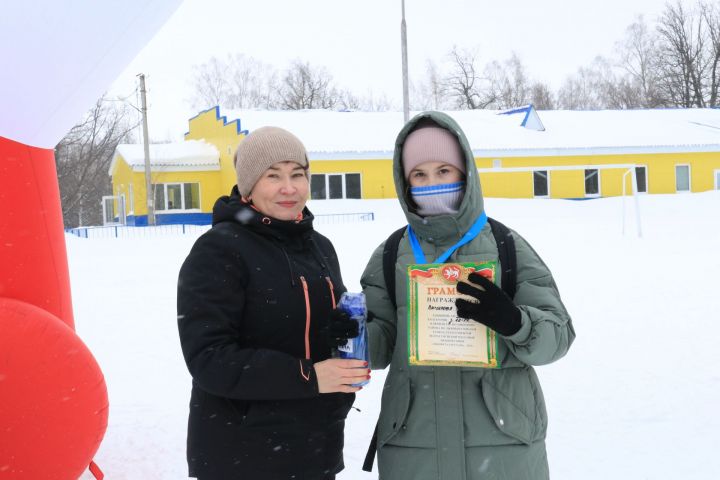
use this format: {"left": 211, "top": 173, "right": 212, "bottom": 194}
{"left": 110, "top": 106, "right": 720, "bottom": 225}
{"left": 108, "top": 139, "right": 221, "bottom": 225}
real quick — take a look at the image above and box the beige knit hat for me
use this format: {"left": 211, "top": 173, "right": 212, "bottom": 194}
{"left": 234, "top": 126, "right": 309, "bottom": 197}
{"left": 402, "top": 125, "right": 465, "bottom": 179}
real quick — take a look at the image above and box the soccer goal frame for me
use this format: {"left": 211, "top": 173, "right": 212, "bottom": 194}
{"left": 476, "top": 164, "right": 643, "bottom": 237}
{"left": 101, "top": 195, "right": 126, "bottom": 226}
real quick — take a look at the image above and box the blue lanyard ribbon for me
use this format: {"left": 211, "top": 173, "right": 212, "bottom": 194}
{"left": 406, "top": 211, "right": 488, "bottom": 264}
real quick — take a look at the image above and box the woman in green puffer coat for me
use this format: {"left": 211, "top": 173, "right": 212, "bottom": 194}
{"left": 361, "top": 111, "right": 575, "bottom": 480}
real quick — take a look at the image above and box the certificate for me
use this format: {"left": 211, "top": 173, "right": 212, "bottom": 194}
{"left": 408, "top": 262, "right": 500, "bottom": 368}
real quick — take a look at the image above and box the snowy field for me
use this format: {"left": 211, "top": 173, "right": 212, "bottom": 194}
{"left": 71, "top": 192, "right": 720, "bottom": 479}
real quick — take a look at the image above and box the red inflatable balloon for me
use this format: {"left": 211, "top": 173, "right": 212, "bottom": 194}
{"left": 1, "top": 2, "right": 182, "bottom": 477}
{"left": 0, "top": 297, "right": 108, "bottom": 479}
{"left": 0, "top": 137, "right": 75, "bottom": 328}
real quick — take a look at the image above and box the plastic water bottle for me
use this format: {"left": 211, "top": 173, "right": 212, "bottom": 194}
{"left": 336, "top": 292, "right": 369, "bottom": 386}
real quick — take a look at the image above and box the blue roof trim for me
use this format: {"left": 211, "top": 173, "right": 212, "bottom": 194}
{"left": 184, "top": 106, "right": 249, "bottom": 137}
{"left": 498, "top": 104, "right": 532, "bottom": 116}
{"left": 498, "top": 104, "right": 545, "bottom": 131}
{"left": 498, "top": 104, "right": 533, "bottom": 127}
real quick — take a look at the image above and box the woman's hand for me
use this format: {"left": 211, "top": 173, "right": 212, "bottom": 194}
{"left": 314, "top": 358, "right": 369, "bottom": 393}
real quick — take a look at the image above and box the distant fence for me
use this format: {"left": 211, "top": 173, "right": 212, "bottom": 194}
{"left": 65, "top": 224, "right": 210, "bottom": 239}
{"left": 314, "top": 212, "right": 374, "bottom": 224}
{"left": 66, "top": 212, "right": 374, "bottom": 239}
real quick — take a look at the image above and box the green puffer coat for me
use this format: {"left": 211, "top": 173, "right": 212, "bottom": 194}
{"left": 361, "top": 111, "right": 575, "bottom": 480}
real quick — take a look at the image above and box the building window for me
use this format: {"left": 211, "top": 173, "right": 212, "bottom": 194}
{"left": 153, "top": 183, "right": 200, "bottom": 210}
{"left": 184, "top": 183, "right": 200, "bottom": 209}
{"left": 675, "top": 165, "right": 690, "bottom": 192}
{"left": 310, "top": 173, "right": 363, "bottom": 199}
{"left": 345, "top": 173, "right": 361, "bottom": 199}
{"left": 328, "top": 174, "right": 343, "bottom": 199}
{"left": 533, "top": 170, "right": 548, "bottom": 197}
{"left": 635, "top": 166, "right": 647, "bottom": 193}
{"left": 167, "top": 184, "right": 182, "bottom": 210}
{"left": 585, "top": 169, "right": 600, "bottom": 196}
{"left": 715, "top": 169, "right": 720, "bottom": 190}
{"left": 311, "top": 175, "right": 326, "bottom": 199}
{"left": 154, "top": 184, "right": 165, "bottom": 211}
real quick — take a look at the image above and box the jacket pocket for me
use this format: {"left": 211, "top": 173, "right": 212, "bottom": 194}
{"left": 480, "top": 367, "right": 547, "bottom": 445}
{"left": 377, "top": 376, "right": 411, "bottom": 448}
{"left": 379, "top": 369, "right": 439, "bottom": 448}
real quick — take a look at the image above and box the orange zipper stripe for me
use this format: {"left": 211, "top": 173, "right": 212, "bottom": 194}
{"left": 325, "top": 276, "right": 336, "bottom": 309}
{"left": 300, "top": 276, "right": 311, "bottom": 360}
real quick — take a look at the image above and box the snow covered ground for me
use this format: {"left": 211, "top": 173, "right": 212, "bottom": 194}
{"left": 71, "top": 192, "right": 720, "bottom": 479}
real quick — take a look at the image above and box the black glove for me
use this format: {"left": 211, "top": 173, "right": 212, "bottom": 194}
{"left": 455, "top": 272, "right": 522, "bottom": 337}
{"left": 321, "top": 309, "right": 360, "bottom": 347}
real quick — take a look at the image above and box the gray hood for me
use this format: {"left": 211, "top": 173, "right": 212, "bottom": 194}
{"left": 393, "top": 111, "right": 485, "bottom": 243}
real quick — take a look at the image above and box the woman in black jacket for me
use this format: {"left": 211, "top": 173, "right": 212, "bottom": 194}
{"left": 177, "top": 126, "right": 368, "bottom": 480}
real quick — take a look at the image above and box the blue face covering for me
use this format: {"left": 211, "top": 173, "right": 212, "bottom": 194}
{"left": 410, "top": 181, "right": 465, "bottom": 217}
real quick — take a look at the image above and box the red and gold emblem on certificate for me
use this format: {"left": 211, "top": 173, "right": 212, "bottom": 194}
{"left": 408, "top": 262, "right": 500, "bottom": 368}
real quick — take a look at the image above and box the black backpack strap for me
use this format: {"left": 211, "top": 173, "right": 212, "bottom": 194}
{"left": 362, "top": 423, "right": 379, "bottom": 472}
{"left": 487, "top": 217, "right": 517, "bottom": 299}
{"left": 362, "top": 225, "right": 406, "bottom": 473}
{"left": 381, "top": 226, "right": 407, "bottom": 310}
{"left": 364, "top": 220, "right": 515, "bottom": 472}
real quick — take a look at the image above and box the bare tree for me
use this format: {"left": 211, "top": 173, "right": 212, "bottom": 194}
{"left": 189, "top": 57, "right": 231, "bottom": 109}
{"left": 616, "top": 16, "right": 666, "bottom": 107}
{"left": 557, "top": 57, "right": 634, "bottom": 109}
{"left": 336, "top": 88, "right": 361, "bottom": 110}
{"left": 411, "top": 59, "right": 450, "bottom": 110}
{"left": 254, "top": 69, "right": 281, "bottom": 110}
{"left": 654, "top": 1, "right": 718, "bottom": 107}
{"left": 557, "top": 63, "right": 602, "bottom": 109}
{"left": 442, "top": 46, "right": 496, "bottom": 109}
{"left": 700, "top": 1, "right": 720, "bottom": 106}
{"left": 529, "top": 82, "right": 555, "bottom": 110}
{"left": 55, "top": 96, "right": 135, "bottom": 227}
{"left": 485, "top": 53, "right": 532, "bottom": 109}
{"left": 592, "top": 56, "right": 641, "bottom": 109}
{"left": 280, "top": 60, "right": 339, "bottom": 110}
{"left": 189, "top": 54, "right": 280, "bottom": 109}
{"left": 357, "top": 90, "right": 396, "bottom": 111}
{"left": 227, "top": 53, "right": 280, "bottom": 109}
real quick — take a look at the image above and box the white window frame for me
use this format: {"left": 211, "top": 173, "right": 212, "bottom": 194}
{"left": 634, "top": 166, "right": 648, "bottom": 194}
{"left": 154, "top": 182, "right": 202, "bottom": 211}
{"left": 533, "top": 170, "right": 550, "bottom": 198}
{"left": 310, "top": 174, "right": 327, "bottom": 200}
{"left": 344, "top": 172, "right": 363, "bottom": 199}
{"left": 183, "top": 182, "right": 202, "bottom": 210}
{"left": 101, "top": 195, "right": 126, "bottom": 225}
{"left": 327, "top": 174, "right": 344, "bottom": 199}
{"left": 584, "top": 168, "right": 601, "bottom": 198}
{"left": 165, "top": 183, "right": 183, "bottom": 211}
{"left": 128, "top": 183, "right": 135, "bottom": 214}
{"left": 310, "top": 173, "right": 362, "bottom": 200}
{"left": 714, "top": 169, "right": 720, "bottom": 190}
{"left": 675, "top": 164, "right": 691, "bottom": 193}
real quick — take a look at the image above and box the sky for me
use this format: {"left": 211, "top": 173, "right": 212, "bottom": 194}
{"left": 108, "top": 0, "right": 676, "bottom": 141}
{"left": 69, "top": 191, "right": 720, "bottom": 479}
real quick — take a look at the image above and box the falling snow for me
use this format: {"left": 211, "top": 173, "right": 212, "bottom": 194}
{"left": 72, "top": 193, "right": 720, "bottom": 479}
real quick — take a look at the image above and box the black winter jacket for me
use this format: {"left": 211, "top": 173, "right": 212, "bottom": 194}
{"left": 177, "top": 188, "right": 354, "bottom": 479}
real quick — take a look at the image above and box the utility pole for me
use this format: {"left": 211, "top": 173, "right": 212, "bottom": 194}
{"left": 401, "top": 0, "right": 410, "bottom": 123}
{"left": 137, "top": 73, "right": 155, "bottom": 225}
